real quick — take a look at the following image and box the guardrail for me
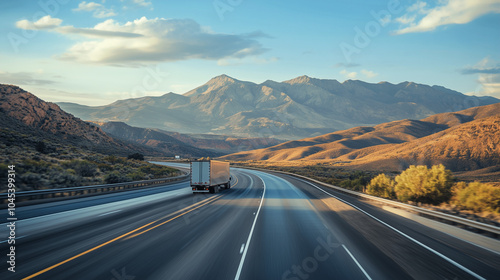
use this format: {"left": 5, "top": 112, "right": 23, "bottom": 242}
{"left": 0, "top": 174, "right": 190, "bottom": 205}
{"left": 244, "top": 167, "right": 500, "bottom": 238}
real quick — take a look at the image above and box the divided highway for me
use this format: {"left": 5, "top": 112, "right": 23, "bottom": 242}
{"left": 1, "top": 163, "right": 499, "bottom": 279}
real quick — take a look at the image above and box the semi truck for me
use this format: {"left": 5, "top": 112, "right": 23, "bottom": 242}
{"left": 190, "top": 160, "right": 231, "bottom": 193}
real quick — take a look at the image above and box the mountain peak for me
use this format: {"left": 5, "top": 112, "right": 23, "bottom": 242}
{"left": 183, "top": 74, "right": 240, "bottom": 97}
{"left": 284, "top": 75, "right": 314, "bottom": 84}
{"left": 209, "top": 74, "right": 237, "bottom": 83}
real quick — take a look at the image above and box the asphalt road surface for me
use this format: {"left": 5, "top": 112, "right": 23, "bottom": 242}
{"left": 1, "top": 163, "right": 499, "bottom": 280}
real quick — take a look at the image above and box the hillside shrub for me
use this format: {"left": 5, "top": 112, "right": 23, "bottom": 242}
{"left": 394, "top": 164, "right": 453, "bottom": 204}
{"left": 97, "top": 163, "right": 113, "bottom": 172}
{"left": 367, "top": 174, "right": 395, "bottom": 198}
{"left": 127, "top": 171, "right": 147, "bottom": 181}
{"left": 104, "top": 171, "right": 128, "bottom": 184}
{"left": 63, "top": 160, "right": 98, "bottom": 177}
{"left": 451, "top": 182, "right": 500, "bottom": 213}
{"left": 128, "top": 153, "right": 145, "bottom": 161}
{"left": 49, "top": 171, "right": 81, "bottom": 188}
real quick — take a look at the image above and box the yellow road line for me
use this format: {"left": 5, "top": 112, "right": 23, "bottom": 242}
{"left": 125, "top": 195, "right": 222, "bottom": 239}
{"left": 22, "top": 185, "right": 233, "bottom": 280}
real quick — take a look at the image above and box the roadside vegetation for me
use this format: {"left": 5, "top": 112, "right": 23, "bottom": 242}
{"left": 0, "top": 139, "right": 179, "bottom": 192}
{"left": 234, "top": 161, "right": 500, "bottom": 221}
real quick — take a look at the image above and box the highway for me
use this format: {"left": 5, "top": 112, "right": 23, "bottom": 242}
{"left": 1, "top": 162, "right": 499, "bottom": 280}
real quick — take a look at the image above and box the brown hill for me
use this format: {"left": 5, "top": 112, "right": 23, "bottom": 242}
{"left": 344, "top": 116, "right": 500, "bottom": 171}
{"left": 0, "top": 84, "right": 161, "bottom": 155}
{"left": 0, "top": 85, "right": 115, "bottom": 144}
{"left": 223, "top": 103, "right": 500, "bottom": 172}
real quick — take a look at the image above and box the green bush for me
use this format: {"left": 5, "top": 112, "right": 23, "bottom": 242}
{"left": 19, "top": 172, "right": 49, "bottom": 190}
{"left": 139, "top": 165, "right": 177, "bottom": 178}
{"left": 367, "top": 174, "right": 395, "bottom": 198}
{"left": 63, "top": 160, "right": 98, "bottom": 177}
{"left": 127, "top": 171, "right": 147, "bottom": 181}
{"left": 128, "top": 153, "right": 145, "bottom": 161}
{"left": 104, "top": 155, "right": 126, "bottom": 164}
{"left": 97, "top": 163, "right": 113, "bottom": 172}
{"left": 104, "top": 171, "right": 128, "bottom": 184}
{"left": 451, "top": 182, "right": 500, "bottom": 213}
{"left": 20, "top": 159, "right": 52, "bottom": 173}
{"left": 394, "top": 164, "right": 453, "bottom": 204}
{"left": 49, "top": 171, "right": 81, "bottom": 188}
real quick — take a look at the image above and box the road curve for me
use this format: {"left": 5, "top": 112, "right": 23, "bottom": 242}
{"left": 0, "top": 163, "right": 498, "bottom": 280}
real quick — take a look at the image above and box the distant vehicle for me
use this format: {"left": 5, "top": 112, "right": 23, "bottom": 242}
{"left": 175, "top": 155, "right": 180, "bottom": 159}
{"left": 190, "top": 160, "right": 231, "bottom": 193}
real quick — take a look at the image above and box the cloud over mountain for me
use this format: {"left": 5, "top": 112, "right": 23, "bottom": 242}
{"left": 15, "top": 16, "right": 269, "bottom": 66}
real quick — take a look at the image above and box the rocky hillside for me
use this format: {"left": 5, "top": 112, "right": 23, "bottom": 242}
{"left": 223, "top": 103, "right": 500, "bottom": 172}
{"left": 0, "top": 84, "right": 162, "bottom": 156}
{"left": 58, "top": 75, "right": 499, "bottom": 140}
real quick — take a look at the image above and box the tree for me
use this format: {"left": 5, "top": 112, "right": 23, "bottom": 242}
{"left": 394, "top": 164, "right": 453, "bottom": 204}
{"left": 35, "top": 141, "right": 47, "bottom": 153}
{"left": 127, "top": 153, "right": 145, "bottom": 161}
{"left": 451, "top": 182, "right": 500, "bottom": 213}
{"left": 366, "top": 174, "right": 394, "bottom": 198}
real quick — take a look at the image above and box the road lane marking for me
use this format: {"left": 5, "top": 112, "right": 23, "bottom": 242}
{"left": 22, "top": 194, "right": 222, "bottom": 280}
{"left": 125, "top": 195, "right": 222, "bottom": 239}
{"left": 98, "top": 210, "right": 122, "bottom": 217}
{"left": 240, "top": 243, "right": 245, "bottom": 254}
{"left": 342, "top": 245, "right": 372, "bottom": 280}
{"left": 234, "top": 174, "right": 266, "bottom": 280}
{"left": 0, "top": 235, "right": 27, "bottom": 244}
{"left": 231, "top": 174, "right": 239, "bottom": 188}
{"left": 295, "top": 177, "right": 487, "bottom": 280}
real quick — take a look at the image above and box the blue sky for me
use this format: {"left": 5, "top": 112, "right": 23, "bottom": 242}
{"left": 1, "top": 0, "right": 499, "bottom": 105}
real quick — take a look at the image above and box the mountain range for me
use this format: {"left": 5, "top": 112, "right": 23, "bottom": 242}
{"left": 58, "top": 75, "right": 499, "bottom": 140}
{"left": 222, "top": 103, "right": 500, "bottom": 172}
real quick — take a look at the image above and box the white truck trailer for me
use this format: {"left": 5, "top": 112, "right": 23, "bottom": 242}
{"left": 190, "top": 160, "right": 231, "bottom": 193}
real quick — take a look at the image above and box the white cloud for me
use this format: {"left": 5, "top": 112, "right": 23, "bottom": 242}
{"left": 16, "top": 15, "right": 62, "bottom": 30}
{"left": 133, "top": 0, "right": 152, "bottom": 8}
{"left": 361, "top": 69, "right": 378, "bottom": 78}
{"left": 340, "top": 69, "right": 379, "bottom": 80}
{"left": 73, "top": 1, "right": 116, "bottom": 18}
{"left": 121, "top": 0, "right": 153, "bottom": 10}
{"left": 340, "top": 70, "right": 358, "bottom": 79}
{"left": 74, "top": 1, "right": 102, "bottom": 11}
{"left": 16, "top": 17, "right": 142, "bottom": 38}
{"left": 15, "top": 17, "right": 269, "bottom": 66}
{"left": 462, "top": 58, "right": 500, "bottom": 98}
{"left": 0, "top": 71, "right": 57, "bottom": 85}
{"left": 394, "top": 0, "right": 500, "bottom": 35}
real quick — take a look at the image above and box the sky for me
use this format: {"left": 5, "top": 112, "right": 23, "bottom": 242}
{"left": 0, "top": 0, "right": 499, "bottom": 105}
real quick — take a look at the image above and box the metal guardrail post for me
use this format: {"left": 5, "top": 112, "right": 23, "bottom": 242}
{"left": 0, "top": 174, "right": 190, "bottom": 205}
